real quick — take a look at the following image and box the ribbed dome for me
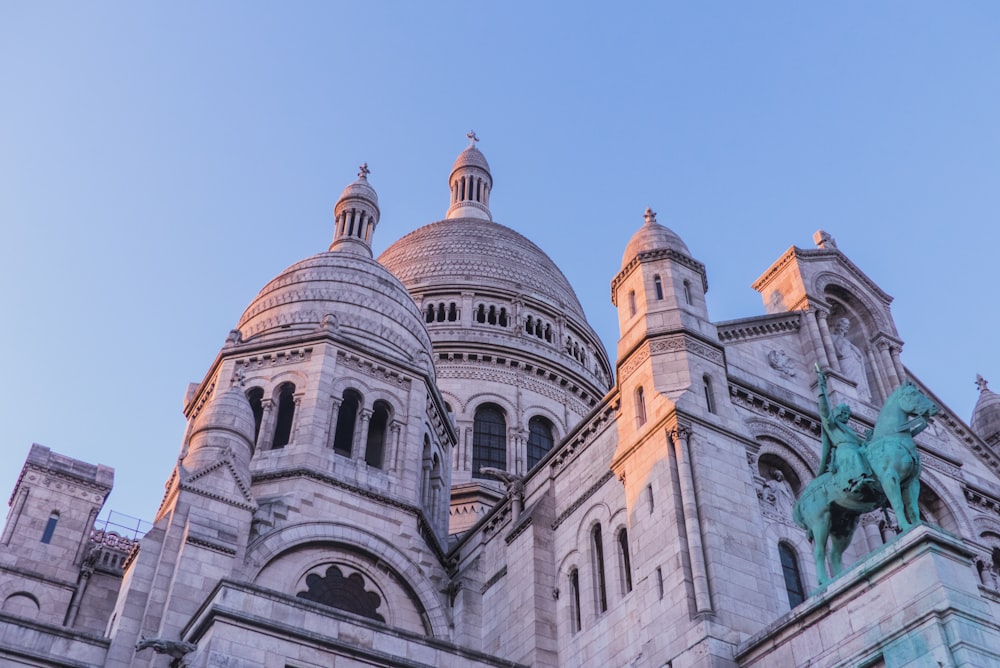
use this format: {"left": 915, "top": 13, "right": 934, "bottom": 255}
{"left": 451, "top": 145, "right": 490, "bottom": 175}
{"left": 236, "top": 252, "right": 433, "bottom": 368}
{"left": 339, "top": 173, "right": 378, "bottom": 206}
{"left": 378, "top": 218, "right": 587, "bottom": 321}
{"left": 622, "top": 208, "right": 691, "bottom": 265}
{"left": 972, "top": 375, "right": 1000, "bottom": 444}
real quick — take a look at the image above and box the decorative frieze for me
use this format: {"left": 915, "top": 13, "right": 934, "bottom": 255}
{"left": 717, "top": 313, "right": 802, "bottom": 343}
{"left": 235, "top": 348, "right": 312, "bottom": 373}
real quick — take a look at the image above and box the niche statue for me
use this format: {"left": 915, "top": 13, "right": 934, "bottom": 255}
{"left": 793, "top": 366, "right": 937, "bottom": 587}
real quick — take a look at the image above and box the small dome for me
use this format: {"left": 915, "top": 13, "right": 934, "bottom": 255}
{"left": 190, "top": 385, "right": 256, "bottom": 446}
{"left": 972, "top": 375, "right": 1000, "bottom": 444}
{"left": 236, "top": 252, "right": 433, "bottom": 369}
{"left": 622, "top": 208, "right": 691, "bottom": 266}
{"left": 339, "top": 174, "right": 378, "bottom": 207}
{"left": 450, "top": 145, "right": 491, "bottom": 176}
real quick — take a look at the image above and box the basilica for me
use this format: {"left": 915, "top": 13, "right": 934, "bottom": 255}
{"left": 2, "top": 138, "right": 1000, "bottom": 667}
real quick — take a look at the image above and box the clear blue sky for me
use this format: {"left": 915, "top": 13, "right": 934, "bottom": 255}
{"left": 1, "top": 4, "right": 997, "bottom": 520}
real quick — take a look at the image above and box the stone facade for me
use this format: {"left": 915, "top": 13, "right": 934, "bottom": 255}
{"left": 1, "top": 144, "right": 1000, "bottom": 667}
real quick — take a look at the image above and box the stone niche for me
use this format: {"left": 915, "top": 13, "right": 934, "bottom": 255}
{"left": 736, "top": 525, "right": 1000, "bottom": 667}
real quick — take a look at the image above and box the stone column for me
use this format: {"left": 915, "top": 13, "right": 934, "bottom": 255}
{"left": 815, "top": 309, "right": 839, "bottom": 372}
{"left": 354, "top": 409, "right": 373, "bottom": 461}
{"left": 671, "top": 426, "right": 713, "bottom": 616}
{"left": 289, "top": 394, "right": 303, "bottom": 445}
{"left": 256, "top": 398, "right": 275, "bottom": 452}
{"left": 510, "top": 428, "right": 526, "bottom": 475}
{"left": 877, "top": 340, "right": 901, "bottom": 389}
{"left": 889, "top": 344, "right": 906, "bottom": 386}
{"left": 388, "top": 421, "right": 402, "bottom": 471}
{"left": 866, "top": 347, "right": 889, "bottom": 400}
{"left": 803, "top": 309, "right": 832, "bottom": 370}
{"left": 327, "top": 397, "right": 342, "bottom": 449}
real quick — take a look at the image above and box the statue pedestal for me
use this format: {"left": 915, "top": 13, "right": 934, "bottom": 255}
{"left": 736, "top": 525, "right": 1000, "bottom": 667}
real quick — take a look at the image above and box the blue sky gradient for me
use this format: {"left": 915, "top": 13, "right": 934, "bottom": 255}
{"left": 1, "top": 4, "right": 997, "bottom": 519}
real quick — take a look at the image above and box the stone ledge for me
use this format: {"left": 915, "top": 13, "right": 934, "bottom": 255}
{"left": 736, "top": 526, "right": 1000, "bottom": 667}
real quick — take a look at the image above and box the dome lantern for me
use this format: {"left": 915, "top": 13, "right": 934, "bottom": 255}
{"left": 446, "top": 131, "right": 493, "bottom": 221}
{"left": 330, "top": 163, "right": 380, "bottom": 257}
{"left": 972, "top": 375, "right": 1000, "bottom": 446}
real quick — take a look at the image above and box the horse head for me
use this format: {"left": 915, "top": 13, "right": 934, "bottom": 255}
{"left": 895, "top": 382, "right": 938, "bottom": 420}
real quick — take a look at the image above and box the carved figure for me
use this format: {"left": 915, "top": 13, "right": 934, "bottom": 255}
{"left": 831, "top": 318, "right": 871, "bottom": 400}
{"left": 767, "top": 349, "right": 797, "bottom": 378}
{"left": 793, "top": 369, "right": 937, "bottom": 587}
{"left": 135, "top": 637, "right": 197, "bottom": 667}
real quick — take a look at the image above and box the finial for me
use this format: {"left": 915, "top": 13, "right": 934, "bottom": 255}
{"left": 466, "top": 130, "right": 479, "bottom": 147}
{"left": 643, "top": 207, "right": 657, "bottom": 225}
{"left": 814, "top": 229, "right": 837, "bottom": 249}
{"left": 976, "top": 375, "right": 990, "bottom": 393}
{"left": 357, "top": 162, "right": 370, "bottom": 179}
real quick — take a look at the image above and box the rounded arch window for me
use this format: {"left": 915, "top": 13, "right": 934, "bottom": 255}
{"left": 333, "top": 389, "right": 362, "bottom": 456}
{"left": 246, "top": 386, "right": 265, "bottom": 446}
{"left": 472, "top": 403, "right": 506, "bottom": 477}
{"left": 272, "top": 382, "right": 296, "bottom": 449}
{"left": 527, "top": 416, "right": 555, "bottom": 469}
{"left": 365, "top": 401, "right": 392, "bottom": 468}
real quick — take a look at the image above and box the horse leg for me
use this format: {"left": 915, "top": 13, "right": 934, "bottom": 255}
{"left": 829, "top": 515, "right": 859, "bottom": 577}
{"left": 901, "top": 474, "right": 922, "bottom": 528}
{"left": 812, "top": 513, "right": 832, "bottom": 587}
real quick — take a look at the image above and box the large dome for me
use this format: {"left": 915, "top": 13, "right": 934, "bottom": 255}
{"left": 379, "top": 217, "right": 588, "bottom": 320}
{"left": 235, "top": 252, "right": 433, "bottom": 369}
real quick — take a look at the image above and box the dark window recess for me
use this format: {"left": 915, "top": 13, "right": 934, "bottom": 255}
{"left": 333, "top": 390, "right": 361, "bottom": 456}
{"left": 296, "top": 565, "right": 385, "bottom": 622}
{"left": 272, "top": 383, "right": 296, "bottom": 448}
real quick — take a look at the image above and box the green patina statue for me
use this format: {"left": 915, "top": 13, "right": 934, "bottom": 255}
{"left": 793, "top": 366, "right": 937, "bottom": 587}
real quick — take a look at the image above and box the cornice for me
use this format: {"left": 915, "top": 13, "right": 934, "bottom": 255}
{"left": 716, "top": 312, "right": 802, "bottom": 343}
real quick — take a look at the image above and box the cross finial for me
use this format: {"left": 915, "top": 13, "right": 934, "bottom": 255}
{"left": 977, "top": 374, "right": 990, "bottom": 393}
{"left": 466, "top": 130, "right": 479, "bottom": 147}
{"left": 643, "top": 207, "right": 657, "bottom": 225}
{"left": 358, "top": 162, "right": 370, "bottom": 179}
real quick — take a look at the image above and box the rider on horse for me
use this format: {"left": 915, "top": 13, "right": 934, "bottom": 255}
{"left": 816, "top": 367, "right": 877, "bottom": 498}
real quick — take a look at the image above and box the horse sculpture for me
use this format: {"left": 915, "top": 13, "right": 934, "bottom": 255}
{"left": 793, "top": 375, "right": 938, "bottom": 587}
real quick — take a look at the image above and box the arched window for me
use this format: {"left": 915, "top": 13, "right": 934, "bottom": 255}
{"left": 272, "top": 383, "right": 296, "bottom": 449}
{"left": 569, "top": 568, "right": 582, "bottom": 633}
{"left": 41, "top": 511, "right": 59, "bottom": 544}
{"left": 683, "top": 280, "right": 693, "bottom": 305}
{"left": 635, "top": 386, "right": 647, "bottom": 428}
{"left": 653, "top": 275, "right": 664, "bottom": 300}
{"left": 246, "top": 387, "right": 264, "bottom": 446}
{"left": 473, "top": 404, "right": 506, "bottom": 477}
{"left": 447, "top": 302, "right": 458, "bottom": 321}
{"left": 527, "top": 416, "right": 554, "bottom": 469}
{"left": 703, "top": 375, "right": 716, "bottom": 414}
{"left": 617, "top": 528, "right": 633, "bottom": 594}
{"left": 592, "top": 525, "right": 608, "bottom": 613}
{"left": 628, "top": 290, "right": 637, "bottom": 317}
{"left": 779, "top": 542, "right": 805, "bottom": 608}
{"left": 333, "top": 390, "right": 361, "bottom": 456}
{"left": 425, "top": 304, "right": 435, "bottom": 323}
{"left": 365, "top": 401, "right": 391, "bottom": 468}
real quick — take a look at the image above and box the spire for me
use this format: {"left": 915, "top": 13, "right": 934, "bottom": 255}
{"left": 330, "top": 163, "right": 380, "bottom": 257}
{"left": 972, "top": 374, "right": 1000, "bottom": 445}
{"left": 446, "top": 132, "right": 493, "bottom": 221}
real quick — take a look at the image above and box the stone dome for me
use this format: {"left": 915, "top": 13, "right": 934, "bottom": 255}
{"left": 450, "top": 145, "right": 491, "bottom": 176}
{"left": 235, "top": 252, "right": 433, "bottom": 369}
{"left": 972, "top": 375, "right": 1000, "bottom": 444}
{"left": 379, "top": 218, "right": 587, "bottom": 321}
{"left": 622, "top": 208, "right": 691, "bottom": 265}
{"left": 190, "top": 385, "right": 256, "bottom": 446}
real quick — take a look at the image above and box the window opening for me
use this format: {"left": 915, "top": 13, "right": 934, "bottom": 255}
{"left": 365, "top": 401, "right": 391, "bottom": 468}
{"left": 527, "top": 416, "right": 554, "bottom": 469}
{"left": 703, "top": 375, "right": 716, "bottom": 414}
{"left": 654, "top": 275, "right": 664, "bottom": 300}
{"left": 593, "top": 525, "right": 608, "bottom": 613}
{"left": 635, "top": 386, "right": 647, "bottom": 428}
{"left": 779, "top": 542, "right": 806, "bottom": 608}
{"left": 246, "top": 387, "right": 264, "bottom": 446}
{"left": 472, "top": 404, "right": 506, "bottom": 477}
{"left": 618, "top": 528, "right": 633, "bottom": 594}
{"left": 570, "top": 569, "right": 582, "bottom": 633}
{"left": 333, "top": 390, "right": 361, "bottom": 456}
{"left": 628, "top": 290, "right": 637, "bottom": 317}
{"left": 272, "top": 383, "right": 296, "bottom": 448}
{"left": 41, "top": 511, "right": 59, "bottom": 544}
{"left": 683, "top": 280, "right": 693, "bottom": 305}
